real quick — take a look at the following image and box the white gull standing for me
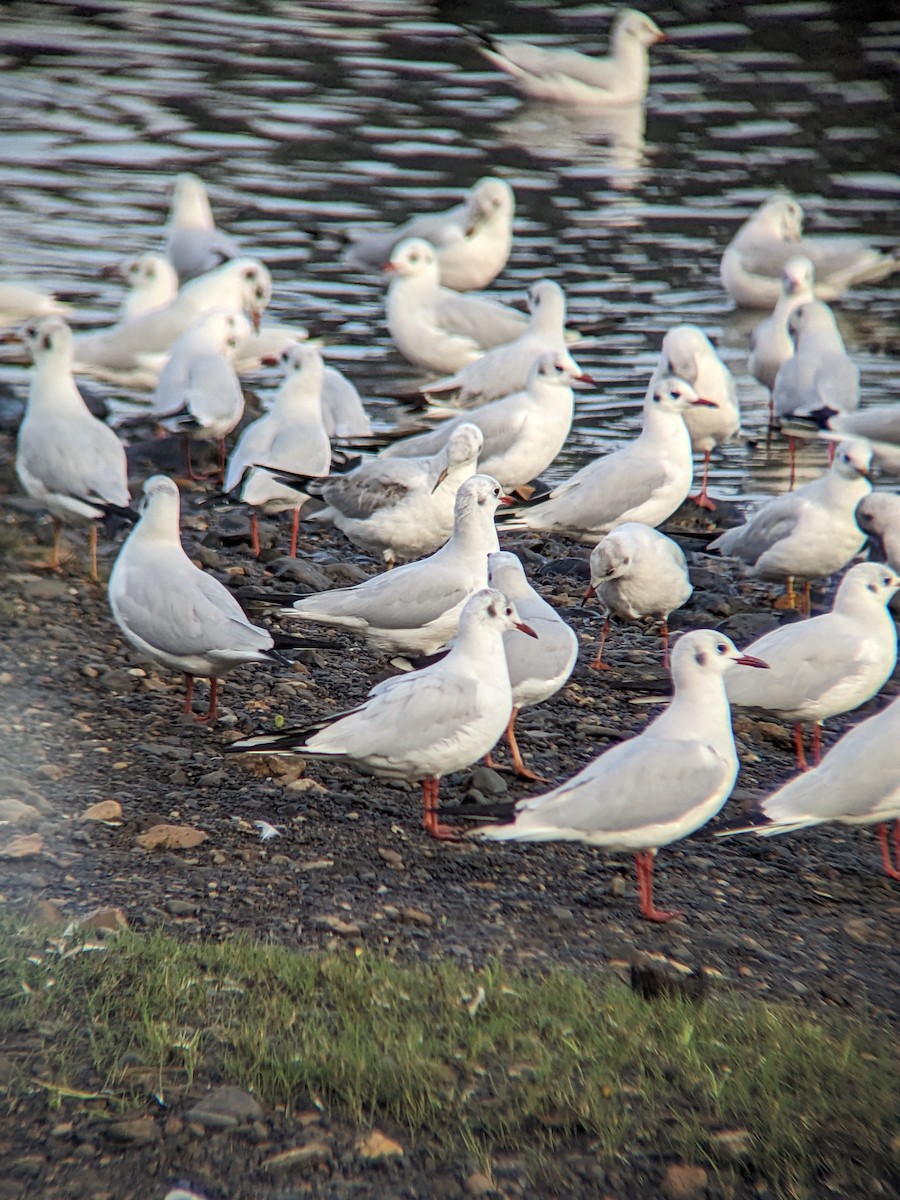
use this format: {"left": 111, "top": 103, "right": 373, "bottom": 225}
{"left": 499, "top": 374, "right": 714, "bottom": 542}
{"left": 165, "top": 172, "right": 240, "bottom": 283}
{"left": 709, "top": 438, "right": 872, "bottom": 611}
{"left": 471, "top": 9, "right": 665, "bottom": 107}
{"left": 724, "top": 561, "right": 899, "bottom": 768}
{"left": 224, "top": 344, "right": 331, "bottom": 558}
{"left": 383, "top": 352, "right": 590, "bottom": 492}
{"left": 748, "top": 255, "right": 815, "bottom": 415}
{"left": 772, "top": 300, "right": 859, "bottom": 424}
{"left": 474, "top": 630, "right": 768, "bottom": 922}
{"left": 485, "top": 551, "right": 578, "bottom": 781}
{"left": 725, "top": 692, "right": 900, "bottom": 882}
{"left": 651, "top": 324, "right": 740, "bottom": 510}
{"left": 282, "top": 474, "right": 508, "bottom": 655}
{"left": 109, "top": 475, "right": 306, "bottom": 724}
{"left": 420, "top": 280, "right": 578, "bottom": 406}
{"left": 584, "top": 523, "right": 692, "bottom": 669}
{"left": 344, "top": 177, "right": 515, "bottom": 291}
{"left": 721, "top": 194, "right": 900, "bottom": 309}
{"left": 15, "top": 316, "right": 130, "bottom": 580}
{"left": 229, "top": 588, "right": 537, "bottom": 840}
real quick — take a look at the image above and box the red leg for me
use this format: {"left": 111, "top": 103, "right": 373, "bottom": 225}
{"left": 250, "top": 511, "right": 260, "bottom": 558}
{"left": 689, "top": 451, "right": 716, "bottom": 511}
{"left": 782, "top": 577, "right": 797, "bottom": 610}
{"left": 484, "top": 751, "right": 500, "bottom": 769}
{"left": 182, "top": 673, "right": 195, "bottom": 716}
{"left": 827, "top": 442, "right": 836, "bottom": 465}
{"left": 289, "top": 507, "right": 300, "bottom": 559}
{"left": 878, "top": 823, "right": 900, "bottom": 880}
{"left": 793, "top": 723, "right": 808, "bottom": 771}
{"left": 422, "top": 776, "right": 462, "bottom": 841}
{"left": 506, "top": 707, "right": 550, "bottom": 783}
{"left": 634, "top": 851, "right": 683, "bottom": 923}
{"left": 811, "top": 721, "right": 822, "bottom": 765}
{"left": 589, "top": 618, "right": 612, "bottom": 671}
{"left": 195, "top": 677, "right": 219, "bottom": 725}
{"left": 660, "top": 618, "right": 670, "bottom": 669}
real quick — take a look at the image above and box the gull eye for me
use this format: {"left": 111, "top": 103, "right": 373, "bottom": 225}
{"left": 716, "top": 643, "right": 729, "bottom": 655}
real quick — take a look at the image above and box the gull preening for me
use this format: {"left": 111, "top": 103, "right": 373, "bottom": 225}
{"left": 474, "top": 630, "right": 768, "bottom": 922}
{"left": 15, "top": 316, "right": 130, "bottom": 580}
{"left": 471, "top": 9, "right": 665, "bottom": 107}
{"left": 282, "top": 474, "right": 507, "bottom": 655}
{"left": 709, "top": 438, "right": 872, "bottom": 610}
{"left": 109, "top": 475, "right": 304, "bottom": 724}
{"left": 306, "top": 423, "right": 483, "bottom": 566}
{"left": 230, "top": 588, "right": 537, "bottom": 839}
{"left": 486, "top": 551, "right": 579, "bottom": 781}
{"left": 726, "top": 693, "right": 900, "bottom": 882}
{"left": 499, "top": 374, "right": 714, "bottom": 542}
{"left": 721, "top": 194, "right": 900, "bottom": 309}
{"left": 724, "top": 562, "right": 900, "bottom": 768}
{"left": 344, "top": 177, "right": 515, "bottom": 291}
{"left": 383, "top": 352, "right": 589, "bottom": 492}
{"left": 165, "top": 172, "right": 240, "bottom": 283}
{"left": 584, "top": 523, "right": 692, "bottom": 668}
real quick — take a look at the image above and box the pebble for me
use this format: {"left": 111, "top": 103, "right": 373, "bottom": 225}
{"left": 469, "top": 766, "right": 508, "bottom": 797}
{"left": 185, "top": 1085, "right": 263, "bottom": 1129}
{"left": 356, "top": 1129, "right": 404, "bottom": 1159}
{"left": 464, "top": 1170, "right": 495, "bottom": 1195}
{"left": 0, "top": 798, "right": 41, "bottom": 826}
{"left": 661, "top": 1162, "right": 709, "bottom": 1199}
{"left": 104, "top": 1116, "right": 161, "bottom": 1145}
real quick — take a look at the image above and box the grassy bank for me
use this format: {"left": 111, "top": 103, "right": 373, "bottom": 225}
{"left": 1, "top": 919, "right": 897, "bottom": 1196}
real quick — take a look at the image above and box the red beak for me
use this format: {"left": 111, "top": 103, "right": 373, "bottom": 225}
{"left": 574, "top": 373, "right": 596, "bottom": 386}
{"left": 515, "top": 622, "right": 539, "bottom": 639}
{"left": 382, "top": 262, "right": 396, "bottom": 273}
{"left": 499, "top": 495, "right": 517, "bottom": 506}
{"left": 691, "top": 397, "right": 719, "bottom": 408}
{"left": 583, "top": 584, "right": 596, "bottom": 601}
{"left": 735, "top": 654, "right": 769, "bottom": 669}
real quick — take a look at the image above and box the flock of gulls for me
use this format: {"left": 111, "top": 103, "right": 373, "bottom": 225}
{"left": 3, "top": 8, "right": 900, "bottom": 923}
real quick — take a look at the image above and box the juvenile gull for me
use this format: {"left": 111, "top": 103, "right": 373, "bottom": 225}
{"left": 708, "top": 438, "right": 872, "bottom": 610}
{"left": 474, "top": 630, "right": 768, "bottom": 922}
{"left": 584, "top": 523, "right": 692, "bottom": 668}
{"left": 724, "top": 562, "right": 899, "bottom": 768}
{"left": 499, "top": 374, "right": 714, "bottom": 542}
{"left": 472, "top": 9, "right": 665, "bottom": 107}
{"left": 283, "top": 474, "right": 508, "bottom": 656}
{"left": 383, "top": 352, "right": 590, "bottom": 491}
{"left": 15, "top": 317, "right": 130, "bottom": 580}
{"left": 721, "top": 194, "right": 900, "bottom": 309}
{"left": 485, "top": 551, "right": 578, "bottom": 781}
{"left": 165, "top": 172, "right": 240, "bottom": 283}
{"left": 344, "top": 177, "right": 514, "bottom": 292}
{"left": 109, "top": 475, "right": 302, "bottom": 724}
{"left": 230, "top": 588, "right": 537, "bottom": 840}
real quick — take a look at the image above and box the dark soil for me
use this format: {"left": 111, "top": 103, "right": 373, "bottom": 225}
{"left": 1, "top": 451, "right": 898, "bottom": 1200}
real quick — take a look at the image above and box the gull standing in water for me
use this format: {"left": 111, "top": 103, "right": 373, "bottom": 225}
{"left": 15, "top": 317, "right": 130, "bottom": 580}
{"left": 749, "top": 256, "right": 815, "bottom": 418}
{"left": 474, "top": 631, "right": 768, "bottom": 922}
{"left": 471, "top": 9, "right": 666, "bottom": 107}
{"left": 724, "top": 562, "right": 899, "bottom": 768}
{"left": 721, "top": 194, "right": 900, "bottom": 309}
{"left": 229, "top": 588, "right": 537, "bottom": 839}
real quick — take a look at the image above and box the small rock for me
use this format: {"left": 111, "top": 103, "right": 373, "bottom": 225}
{"left": 843, "top": 917, "right": 892, "bottom": 948}
{"left": 711, "top": 1128, "right": 753, "bottom": 1159}
{"left": 21, "top": 577, "right": 71, "bottom": 601}
{"left": 377, "top": 847, "right": 405, "bottom": 870}
{"left": 464, "top": 1170, "right": 495, "bottom": 1195}
{"left": 104, "top": 1116, "right": 161, "bottom": 1145}
{"left": 469, "top": 767, "right": 508, "bottom": 797}
{"left": 262, "top": 1141, "right": 333, "bottom": 1170}
{"left": 165, "top": 899, "right": 197, "bottom": 917}
{"left": 357, "top": 1130, "right": 404, "bottom": 1159}
{"left": 401, "top": 906, "right": 433, "bottom": 926}
{"left": 0, "top": 832, "right": 43, "bottom": 859}
{"left": 186, "top": 1085, "right": 263, "bottom": 1129}
{"left": 318, "top": 915, "right": 362, "bottom": 937}
{"left": 270, "top": 558, "right": 333, "bottom": 589}
{"left": 135, "top": 824, "right": 208, "bottom": 851}
{"left": 661, "top": 1162, "right": 708, "bottom": 1199}
{"left": 0, "top": 798, "right": 42, "bottom": 826}
{"left": 30, "top": 899, "right": 65, "bottom": 926}
{"left": 81, "top": 906, "right": 129, "bottom": 932}
{"left": 79, "top": 799, "right": 123, "bottom": 823}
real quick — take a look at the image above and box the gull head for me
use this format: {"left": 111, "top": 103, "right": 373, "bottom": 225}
{"left": 217, "top": 258, "right": 272, "bottom": 330}
{"left": 586, "top": 533, "right": 633, "bottom": 594}
{"left": 461, "top": 587, "right": 537, "bottom": 640}
{"left": 526, "top": 279, "right": 566, "bottom": 325}
{"left": 659, "top": 324, "right": 714, "bottom": 387}
{"left": 386, "top": 237, "right": 437, "bottom": 279}
{"left": 782, "top": 255, "right": 815, "bottom": 298}
{"left": 468, "top": 178, "right": 515, "bottom": 225}
{"left": 279, "top": 342, "right": 324, "bottom": 385}
{"left": 528, "top": 351, "right": 594, "bottom": 389}
{"left": 614, "top": 9, "right": 666, "bottom": 48}
{"left": 433, "top": 424, "right": 483, "bottom": 491}
{"left": 855, "top": 493, "right": 900, "bottom": 559}
{"left": 453, "top": 473, "right": 507, "bottom": 521}
{"left": 20, "top": 315, "right": 74, "bottom": 365}
{"left": 487, "top": 550, "right": 529, "bottom": 600}
{"left": 672, "top": 630, "right": 769, "bottom": 686}
{"left": 835, "top": 561, "right": 900, "bottom": 612}
{"left": 758, "top": 194, "right": 804, "bottom": 242}
{"left": 645, "top": 374, "right": 710, "bottom": 414}
{"left": 192, "top": 308, "right": 253, "bottom": 354}
{"left": 831, "top": 438, "right": 872, "bottom": 482}
{"left": 787, "top": 299, "right": 837, "bottom": 342}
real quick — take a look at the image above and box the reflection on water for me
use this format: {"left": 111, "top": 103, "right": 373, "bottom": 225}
{"left": 0, "top": 0, "right": 897, "bottom": 505}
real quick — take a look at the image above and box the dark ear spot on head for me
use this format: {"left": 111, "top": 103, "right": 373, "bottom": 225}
{"left": 487, "top": 602, "right": 498, "bottom": 618}
{"left": 695, "top": 650, "right": 707, "bottom": 667}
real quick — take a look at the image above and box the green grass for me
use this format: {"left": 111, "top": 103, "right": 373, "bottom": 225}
{"left": 1, "top": 918, "right": 897, "bottom": 1196}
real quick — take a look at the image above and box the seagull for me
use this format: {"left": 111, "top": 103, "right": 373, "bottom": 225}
{"left": 282, "top": 474, "right": 508, "bottom": 655}
{"left": 165, "top": 172, "right": 240, "bottom": 283}
{"left": 856, "top": 492, "right": 900, "bottom": 571}
{"left": 420, "top": 280, "right": 579, "bottom": 406}
{"left": 486, "top": 551, "right": 578, "bottom": 781}
{"left": 724, "top": 561, "right": 900, "bottom": 769}
{"left": 0, "top": 281, "right": 68, "bottom": 327}
{"left": 498, "top": 374, "right": 714, "bottom": 542}
{"left": 106, "top": 252, "right": 179, "bottom": 320}
{"left": 584, "top": 523, "right": 692, "bottom": 668}
{"left": 229, "top": 588, "right": 538, "bottom": 840}
{"left": 224, "top": 344, "right": 332, "bottom": 558}
{"left": 150, "top": 309, "right": 250, "bottom": 479}
{"left": 651, "top": 324, "right": 740, "bottom": 510}
{"left": 108, "top": 475, "right": 308, "bottom": 724}
{"left": 473, "top": 630, "right": 768, "bottom": 922}
{"left": 471, "top": 9, "right": 666, "bottom": 107}
{"left": 15, "top": 317, "right": 131, "bottom": 580}
{"left": 708, "top": 438, "right": 872, "bottom": 611}
{"left": 385, "top": 237, "right": 530, "bottom": 374}
{"left": 344, "top": 177, "right": 515, "bottom": 292}
{"left": 772, "top": 300, "right": 859, "bottom": 423}
{"left": 748, "top": 256, "right": 815, "bottom": 410}
{"left": 305, "top": 423, "right": 484, "bottom": 566}
{"left": 382, "top": 352, "right": 590, "bottom": 492}
{"left": 720, "top": 194, "right": 900, "bottom": 309}
{"left": 724, "top": 692, "right": 900, "bottom": 882}
{"left": 790, "top": 406, "right": 900, "bottom": 477}
{"left": 74, "top": 258, "right": 271, "bottom": 378}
